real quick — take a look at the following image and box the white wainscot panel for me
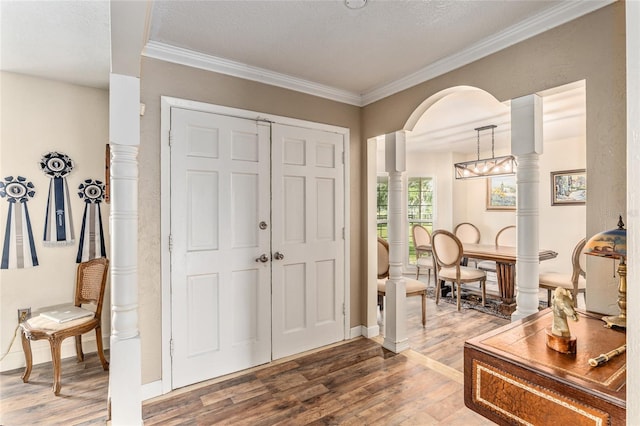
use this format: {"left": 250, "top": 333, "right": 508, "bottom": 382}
{"left": 284, "top": 176, "right": 305, "bottom": 244}
{"left": 231, "top": 173, "right": 259, "bottom": 248}
{"left": 187, "top": 125, "right": 219, "bottom": 158}
{"left": 284, "top": 263, "right": 306, "bottom": 332}
{"left": 187, "top": 274, "right": 220, "bottom": 356}
{"left": 232, "top": 269, "right": 259, "bottom": 345}
{"left": 188, "top": 171, "right": 219, "bottom": 251}
{"left": 316, "top": 260, "right": 336, "bottom": 324}
{"left": 283, "top": 137, "right": 306, "bottom": 165}
{"left": 231, "top": 130, "right": 259, "bottom": 162}
{"left": 316, "top": 178, "right": 335, "bottom": 241}
{"left": 316, "top": 142, "right": 335, "bottom": 168}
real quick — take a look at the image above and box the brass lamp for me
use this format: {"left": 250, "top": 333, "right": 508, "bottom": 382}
{"left": 584, "top": 216, "right": 627, "bottom": 328}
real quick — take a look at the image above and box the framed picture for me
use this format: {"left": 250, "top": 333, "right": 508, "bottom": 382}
{"left": 486, "top": 175, "right": 516, "bottom": 211}
{"left": 551, "top": 169, "right": 586, "bottom": 205}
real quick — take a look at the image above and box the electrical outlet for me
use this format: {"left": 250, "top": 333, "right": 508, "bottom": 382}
{"left": 18, "top": 307, "right": 31, "bottom": 322}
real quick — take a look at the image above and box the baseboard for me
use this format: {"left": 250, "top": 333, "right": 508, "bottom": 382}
{"left": 0, "top": 333, "right": 109, "bottom": 372}
{"left": 350, "top": 325, "right": 380, "bottom": 339}
{"left": 142, "top": 379, "right": 164, "bottom": 401}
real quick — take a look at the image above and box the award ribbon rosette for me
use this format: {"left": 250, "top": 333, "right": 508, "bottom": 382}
{"left": 0, "top": 176, "right": 38, "bottom": 269}
{"left": 40, "top": 151, "right": 75, "bottom": 246}
{"left": 76, "top": 179, "right": 107, "bottom": 263}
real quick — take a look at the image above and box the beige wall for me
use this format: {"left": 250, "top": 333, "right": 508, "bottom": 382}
{"left": 362, "top": 2, "right": 625, "bottom": 317}
{"left": 139, "top": 58, "right": 362, "bottom": 383}
{"left": 0, "top": 72, "right": 110, "bottom": 371}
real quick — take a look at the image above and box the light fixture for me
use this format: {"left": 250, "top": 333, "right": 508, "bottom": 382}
{"left": 345, "top": 0, "right": 367, "bottom": 9}
{"left": 454, "top": 125, "right": 517, "bottom": 179}
{"left": 584, "top": 215, "right": 627, "bottom": 328}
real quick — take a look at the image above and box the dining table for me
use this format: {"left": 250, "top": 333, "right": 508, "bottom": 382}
{"left": 424, "top": 243, "right": 558, "bottom": 310}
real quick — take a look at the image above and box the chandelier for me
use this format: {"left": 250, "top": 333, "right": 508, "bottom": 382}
{"left": 454, "top": 125, "right": 517, "bottom": 179}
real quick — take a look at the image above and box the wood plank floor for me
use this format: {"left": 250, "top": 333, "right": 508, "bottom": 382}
{"left": 0, "top": 281, "right": 509, "bottom": 425}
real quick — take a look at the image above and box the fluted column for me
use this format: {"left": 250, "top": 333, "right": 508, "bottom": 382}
{"left": 511, "top": 94, "right": 543, "bottom": 321}
{"left": 383, "top": 131, "right": 409, "bottom": 353}
{"left": 108, "top": 74, "right": 142, "bottom": 424}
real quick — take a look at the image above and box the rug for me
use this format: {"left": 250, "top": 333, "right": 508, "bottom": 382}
{"left": 426, "top": 284, "right": 549, "bottom": 320}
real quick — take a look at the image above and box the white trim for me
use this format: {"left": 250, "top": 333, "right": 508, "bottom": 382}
{"left": 160, "top": 96, "right": 351, "bottom": 395}
{"left": 141, "top": 380, "right": 163, "bottom": 401}
{"left": 160, "top": 97, "right": 173, "bottom": 395}
{"left": 144, "top": 41, "right": 361, "bottom": 106}
{"left": 364, "top": 1, "right": 613, "bottom": 105}
{"left": 355, "top": 325, "right": 380, "bottom": 339}
{"left": 145, "top": 2, "right": 612, "bottom": 107}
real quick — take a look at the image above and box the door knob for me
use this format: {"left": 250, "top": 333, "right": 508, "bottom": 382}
{"left": 273, "top": 252, "right": 285, "bottom": 260}
{"left": 255, "top": 254, "right": 269, "bottom": 263}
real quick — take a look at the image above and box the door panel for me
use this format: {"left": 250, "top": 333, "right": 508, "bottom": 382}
{"left": 271, "top": 124, "right": 345, "bottom": 359}
{"left": 170, "top": 108, "right": 346, "bottom": 388}
{"left": 170, "top": 108, "right": 271, "bottom": 389}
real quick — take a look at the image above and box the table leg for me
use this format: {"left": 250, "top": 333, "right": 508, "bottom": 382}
{"left": 495, "top": 262, "right": 516, "bottom": 305}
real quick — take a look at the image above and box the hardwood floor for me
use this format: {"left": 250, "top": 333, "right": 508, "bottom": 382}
{"left": 0, "top": 280, "right": 509, "bottom": 425}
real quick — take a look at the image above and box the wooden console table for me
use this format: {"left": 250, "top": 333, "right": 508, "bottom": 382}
{"left": 464, "top": 309, "right": 626, "bottom": 425}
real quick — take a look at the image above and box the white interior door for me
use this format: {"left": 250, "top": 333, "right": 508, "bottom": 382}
{"left": 271, "top": 123, "right": 345, "bottom": 359}
{"left": 170, "top": 108, "right": 271, "bottom": 388}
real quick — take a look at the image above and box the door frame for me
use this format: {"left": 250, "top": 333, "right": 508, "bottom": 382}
{"left": 159, "top": 96, "right": 350, "bottom": 394}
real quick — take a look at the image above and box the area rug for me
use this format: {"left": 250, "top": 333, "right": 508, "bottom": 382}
{"left": 426, "top": 284, "right": 549, "bottom": 320}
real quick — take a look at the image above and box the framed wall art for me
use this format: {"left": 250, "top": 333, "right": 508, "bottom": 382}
{"left": 486, "top": 175, "right": 516, "bottom": 211}
{"left": 551, "top": 169, "right": 586, "bottom": 205}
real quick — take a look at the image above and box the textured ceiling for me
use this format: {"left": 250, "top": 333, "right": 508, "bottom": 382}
{"left": 1, "top": 0, "right": 610, "bottom": 102}
{"left": 147, "top": 0, "right": 563, "bottom": 95}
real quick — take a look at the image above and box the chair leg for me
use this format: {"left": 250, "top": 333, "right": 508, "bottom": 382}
{"left": 421, "top": 294, "right": 426, "bottom": 327}
{"left": 75, "top": 335, "right": 84, "bottom": 362}
{"left": 547, "top": 289, "right": 552, "bottom": 306}
{"left": 481, "top": 279, "right": 486, "bottom": 306}
{"left": 415, "top": 266, "right": 420, "bottom": 280}
{"left": 49, "top": 337, "right": 63, "bottom": 396}
{"left": 20, "top": 331, "right": 33, "bottom": 384}
{"left": 435, "top": 280, "right": 441, "bottom": 305}
{"left": 95, "top": 326, "right": 109, "bottom": 370}
{"left": 456, "top": 281, "right": 461, "bottom": 311}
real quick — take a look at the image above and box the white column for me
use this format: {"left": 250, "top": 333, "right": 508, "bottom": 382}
{"left": 383, "top": 131, "right": 409, "bottom": 353}
{"left": 108, "top": 74, "right": 142, "bottom": 424}
{"left": 511, "top": 95, "right": 543, "bottom": 321}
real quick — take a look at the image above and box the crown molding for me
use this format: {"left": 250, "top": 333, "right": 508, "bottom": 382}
{"left": 143, "top": 0, "right": 613, "bottom": 107}
{"left": 142, "top": 41, "right": 362, "bottom": 106}
{"left": 362, "top": 0, "right": 614, "bottom": 105}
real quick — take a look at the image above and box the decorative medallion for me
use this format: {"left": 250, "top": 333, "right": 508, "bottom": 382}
{"left": 76, "top": 179, "right": 107, "bottom": 263}
{"left": 40, "top": 152, "right": 75, "bottom": 246}
{"left": 0, "top": 176, "right": 38, "bottom": 269}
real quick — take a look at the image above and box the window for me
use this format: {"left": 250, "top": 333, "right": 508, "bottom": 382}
{"left": 407, "top": 177, "right": 434, "bottom": 262}
{"left": 377, "top": 175, "right": 435, "bottom": 263}
{"left": 376, "top": 176, "right": 388, "bottom": 239}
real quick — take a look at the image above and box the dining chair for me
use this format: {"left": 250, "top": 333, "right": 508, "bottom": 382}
{"left": 19, "top": 257, "right": 110, "bottom": 395}
{"left": 377, "top": 237, "right": 427, "bottom": 326}
{"left": 411, "top": 224, "right": 433, "bottom": 284}
{"left": 539, "top": 238, "right": 586, "bottom": 307}
{"left": 454, "top": 222, "right": 481, "bottom": 267}
{"left": 431, "top": 230, "right": 487, "bottom": 311}
{"left": 477, "top": 225, "right": 516, "bottom": 273}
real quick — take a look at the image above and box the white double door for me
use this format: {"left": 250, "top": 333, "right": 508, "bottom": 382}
{"left": 169, "top": 108, "right": 345, "bottom": 389}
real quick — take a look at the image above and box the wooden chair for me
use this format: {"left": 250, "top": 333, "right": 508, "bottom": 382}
{"left": 539, "top": 238, "right": 586, "bottom": 307}
{"left": 431, "top": 230, "right": 487, "bottom": 311}
{"left": 19, "top": 257, "right": 110, "bottom": 395}
{"left": 454, "top": 222, "right": 481, "bottom": 267}
{"left": 411, "top": 224, "right": 433, "bottom": 284}
{"left": 377, "top": 237, "right": 427, "bottom": 326}
{"left": 477, "top": 225, "right": 516, "bottom": 273}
